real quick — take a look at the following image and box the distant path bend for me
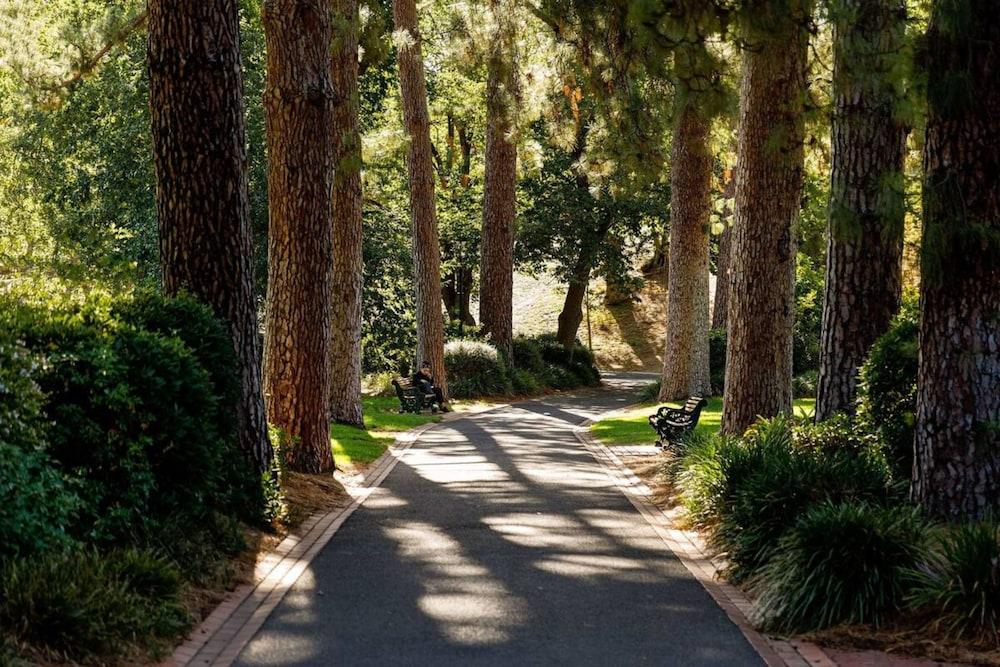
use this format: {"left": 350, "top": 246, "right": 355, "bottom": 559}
{"left": 236, "top": 372, "right": 764, "bottom": 666}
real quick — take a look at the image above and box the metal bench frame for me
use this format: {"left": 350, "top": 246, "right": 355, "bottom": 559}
{"left": 648, "top": 395, "right": 708, "bottom": 450}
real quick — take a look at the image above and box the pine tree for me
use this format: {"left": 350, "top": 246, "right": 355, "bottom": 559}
{"left": 262, "top": 0, "right": 336, "bottom": 472}
{"left": 393, "top": 0, "right": 448, "bottom": 397}
{"left": 329, "top": 0, "right": 365, "bottom": 427}
{"left": 816, "top": 0, "right": 908, "bottom": 421}
{"left": 479, "top": 0, "right": 520, "bottom": 360}
{"left": 659, "top": 99, "right": 712, "bottom": 400}
{"left": 912, "top": 0, "right": 1000, "bottom": 519}
{"left": 722, "top": 3, "right": 811, "bottom": 435}
{"left": 147, "top": 0, "right": 273, "bottom": 471}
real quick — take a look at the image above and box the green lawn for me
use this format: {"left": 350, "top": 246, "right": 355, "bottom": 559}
{"left": 330, "top": 396, "right": 441, "bottom": 467}
{"left": 591, "top": 396, "right": 816, "bottom": 446}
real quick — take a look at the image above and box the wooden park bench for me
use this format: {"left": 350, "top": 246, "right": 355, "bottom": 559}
{"left": 392, "top": 377, "right": 440, "bottom": 414}
{"left": 648, "top": 396, "right": 708, "bottom": 450}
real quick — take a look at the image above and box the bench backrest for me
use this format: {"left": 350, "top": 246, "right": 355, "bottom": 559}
{"left": 684, "top": 396, "right": 706, "bottom": 413}
{"left": 393, "top": 377, "right": 434, "bottom": 395}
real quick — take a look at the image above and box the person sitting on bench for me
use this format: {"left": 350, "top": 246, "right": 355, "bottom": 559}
{"left": 413, "top": 361, "right": 450, "bottom": 412}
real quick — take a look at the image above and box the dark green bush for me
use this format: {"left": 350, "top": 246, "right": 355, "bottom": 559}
{"left": 512, "top": 335, "right": 548, "bottom": 377}
{"left": 754, "top": 502, "right": 929, "bottom": 632}
{"left": 114, "top": 291, "right": 265, "bottom": 522}
{"left": 0, "top": 442, "right": 79, "bottom": 560}
{"left": 534, "top": 334, "right": 601, "bottom": 386}
{"left": 0, "top": 338, "right": 81, "bottom": 559}
{"left": 709, "top": 328, "right": 727, "bottom": 394}
{"left": 857, "top": 299, "right": 918, "bottom": 479}
{"left": 673, "top": 416, "right": 895, "bottom": 582}
{"left": 510, "top": 368, "right": 541, "bottom": 395}
{"left": 908, "top": 517, "right": 1000, "bottom": 641}
{"left": 0, "top": 549, "right": 190, "bottom": 662}
{"left": 444, "top": 340, "right": 512, "bottom": 398}
{"left": 792, "top": 413, "right": 868, "bottom": 456}
{"left": 0, "top": 294, "right": 259, "bottom": 550}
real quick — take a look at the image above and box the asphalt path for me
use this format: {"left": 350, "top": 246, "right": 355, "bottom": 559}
{"left": 236, "top": 373, "right": 763, "bottom": 666}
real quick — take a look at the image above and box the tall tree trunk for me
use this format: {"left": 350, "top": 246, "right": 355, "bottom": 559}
{"left": 722, "top": 15, "right": 808, "bottom": 435}
{"left": 712, "top": 222, "right": 732, "bottom": 330}
{"left": 479, "top": 0, "right": 519, "bottom": 360}
{"left": 659, "top": 103, "right": 712, "bottom": 400}
{"left": 147, "top": 0, "right": 272, "bottom": 472}
{"left": 329, "top": 0, "right": 364, "bottom": 427}
{"left": 556, "top": 255, "right": 591, "bottom": 348}
{"left": 815, "top": 0, "right": 908, "bottom": 421}
{"left": 393, "top": 0, "right": 448, "bottom": 398}
{"left": 912, "top": 0, "right": 1000, "bottom": 520}
{"left": 262, "top": 0, "right": 335, "bottom": 473}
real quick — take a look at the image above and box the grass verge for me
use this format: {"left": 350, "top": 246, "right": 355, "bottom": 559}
{"left": 590, "top": 396, "right": 816, "bottom": 446}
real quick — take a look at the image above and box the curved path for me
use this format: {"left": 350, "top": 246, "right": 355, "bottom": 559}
{"left": 235, "top": 373, "right": 764, "bottom": 666}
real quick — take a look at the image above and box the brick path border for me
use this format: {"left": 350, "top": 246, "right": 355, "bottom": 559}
{"left": 574, "top": 415, "right": 837, "bottom": 667}
{"left": 163, "top": 421, "right": 440, "bottom": 667}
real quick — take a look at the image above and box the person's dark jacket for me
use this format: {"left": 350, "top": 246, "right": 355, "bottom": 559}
{"left": 412, "top": 370, "right": 435, "bottom": 392}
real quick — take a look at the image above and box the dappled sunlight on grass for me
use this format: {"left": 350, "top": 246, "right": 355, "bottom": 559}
{"left": 330, "top": 396, "right": 440, "bottom": 468}
{"left": 591, "top": 396, "right": 817, "bottom": 446}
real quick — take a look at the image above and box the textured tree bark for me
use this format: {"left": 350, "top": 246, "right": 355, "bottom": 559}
{"left": 479, "top": 0, "right": 520, "bottom": 360}
{"left": 816, "top": 0, "right": 908, "bottom": 421}
{"left": 659, "top": 103, "right": 712, "bottom": 400}
{"left": 393, "top": 0, "right": 448, "bottom": 398}
{"left": 722, "top": 21, "right": 807, "bottom": 435}
{"left": 262, "top": 0, "right": 336, "bottom": 473}
{"left": 912, "top": 0, "right": 1000, "bottom": 520}
{"left": 147, "top": 0, "right": 273, "bottom": 472}
{"left": 712, "top": 223, "right": 732, "bottom": 330}
{"left": 556, "top": 256, "right": 591, "bottom": 348}
{"left": 328, "top": 0, "right": 365, "bottom": 427}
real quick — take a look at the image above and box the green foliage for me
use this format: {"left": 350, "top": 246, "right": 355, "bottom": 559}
{"left": 673, "top": 416, "right": 896, "bottom": 582}
{"left": 0, "top": 292, "right": 262, "bottom": 552}
{"left": 793, "top": 255, "right": 823, "bottom": 377}
{"left": 444, "top": 340, "right": 513, "bottom": 398}
{"left": 755, "top": 502, "right": 929, "bottom": 632}
{"left": 534, "top": 334, "right": 601, "bottom": 386}
{"left": 857, "top": 297, "right": 918, "bottom": 478}
{"left": 0, "top": 549, "right": 190, "bottom": 662}
{"left": 0, "top": 441, "right": 79, "bottom": 560}
{"left": 113, "top": 290, "right": 266, "bottom": 522}
{"left": 709, "top": 328, "right": 727, "bottom": 394}
{"left": 908, "top": 518, "right": 1000, "bottom": 641}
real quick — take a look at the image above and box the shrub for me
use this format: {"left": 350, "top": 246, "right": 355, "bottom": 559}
{"left": 856, "top": 299, "right": 918, "bottom": 479}
{"left": 114, "top": 291, "right": 265, "bottom": 522}
{"left": 754, "top": 502, "right": 929, "bottom": 633}
{"left": 908, "top": 518, "right": 1000, "bottom": 641}
{"left": 673, "top": 416, "right": 895, "bottom": 582}
{"left": 0, "top": 549, "right": 190, "bottom": 661}
{"left": 792, "top": 369, "right": 818, "bottom": 398}
{"left": 674, "top": 432, "right": 742, "bottom": 529}
{"left": 792, "top": 413, "right": 868, "bottom": 456}
{"left": 0, "top": 337, "right": 81, "bottom": 559}
{"left": 709, "top": 328, "right": 727, "bottom": 394}
{"left": 534, "top": 334, "right": 601, "bottom": 386}
{"left": 510, "top": 368, "right": 541, "bottom": 395}
{"left": 0, "top": 442, "right": 80, "bottom": 560}
{"left": 512, "top": 335, "right": 547, "bottom": 377}
{"left": 0, "top": 294, "right": 258, "bottom": 549}
{"left": 444, "top": 340, "right": 512, "bottom": 398}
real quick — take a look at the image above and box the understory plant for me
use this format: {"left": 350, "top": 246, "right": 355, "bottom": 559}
{"left": 908, "top": 517, "right": 1000, "bottom": 641}
{"left": 753, "top": 502, "right": 929, "bottom": 633}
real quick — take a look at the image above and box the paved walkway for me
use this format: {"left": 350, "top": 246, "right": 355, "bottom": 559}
{"left": 235, "top": 373, "right": 764, "bottom": 666}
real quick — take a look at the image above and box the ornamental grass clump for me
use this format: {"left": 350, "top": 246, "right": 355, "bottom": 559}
{"left": 754, "top": 502, "right": 929, "bottom": 633}
{"left": 908, "top": 517, "right": 1000, "bottom": 642}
